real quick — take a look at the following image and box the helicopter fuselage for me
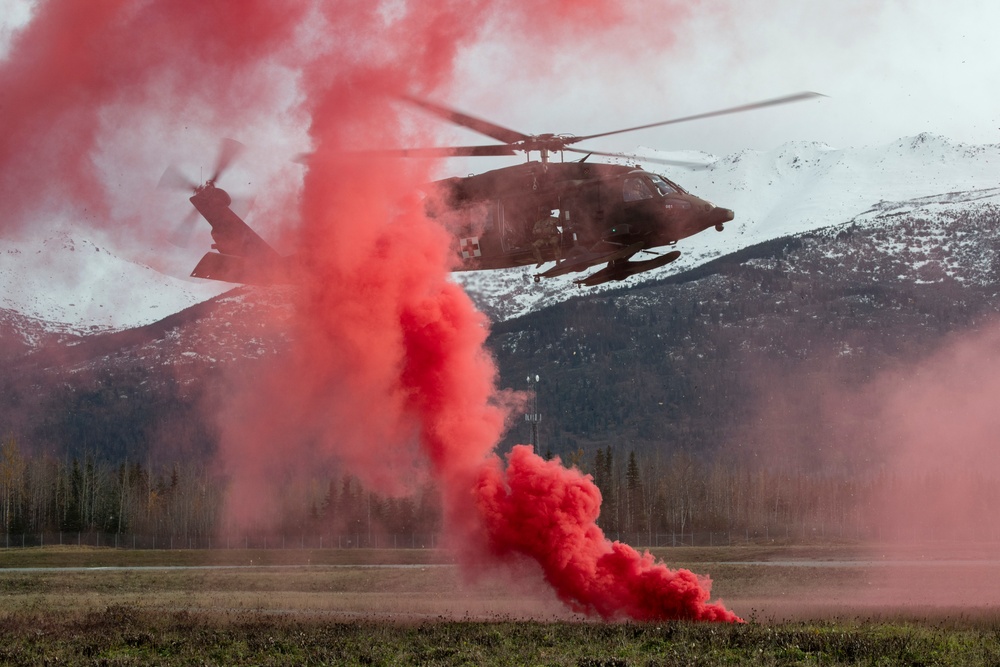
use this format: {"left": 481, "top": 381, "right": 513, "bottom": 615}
{"left": 427, "top": 161, "right": 733, "bottom": 273}
{"left": 187, "top": 161, "right": 733, "bottom": 287}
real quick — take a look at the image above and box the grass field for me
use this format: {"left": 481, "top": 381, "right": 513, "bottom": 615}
{"left": 3, "top": 545, "right": 1000, "bottom": 665}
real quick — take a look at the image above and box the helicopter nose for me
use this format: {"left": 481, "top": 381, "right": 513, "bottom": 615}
{"left": 709, "top": 206, "right": 734, "bottom": 232}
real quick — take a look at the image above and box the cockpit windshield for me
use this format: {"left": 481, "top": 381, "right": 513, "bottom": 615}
{"left": 623, "top": 176, "right": 654, "bottom": 202}
{"left": 647, "top": 174, "right": 679, "bottom": 196}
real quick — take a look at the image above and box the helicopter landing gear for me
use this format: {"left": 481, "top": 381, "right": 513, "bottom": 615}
{"left": 533, "top": 274, "right": 541, "bottom": 283}
{"left": 715, "top": 223, "right": 725, "bottom": 232}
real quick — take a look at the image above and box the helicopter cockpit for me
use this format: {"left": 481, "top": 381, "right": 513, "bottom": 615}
{"left": 623, "top": 171, "right": 686, "bottom": 202}
{"left": 646, "top": 173, "right": 686, "bottom": 196}
{"left": 623, "top": 175, "right": 655, "bottom": 202}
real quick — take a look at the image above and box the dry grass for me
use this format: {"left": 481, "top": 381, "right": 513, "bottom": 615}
{"left": 0, "top": 548, "right": 572, "bottom": 621}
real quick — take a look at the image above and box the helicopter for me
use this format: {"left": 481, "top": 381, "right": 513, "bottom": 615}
{"left": 166, "top": 92, "right": 822, "bottom": 287}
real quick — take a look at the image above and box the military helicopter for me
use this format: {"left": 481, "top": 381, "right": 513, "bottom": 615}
{"left": 167, "top": 92, "right": 821, "bottom": 287}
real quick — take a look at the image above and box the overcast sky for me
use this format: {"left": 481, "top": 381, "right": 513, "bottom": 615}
{"left": 434, "top": 0, "right": 1000, "bottom": 162}
{"left": 3, "top": 0, "right": 995, "bottom": 159}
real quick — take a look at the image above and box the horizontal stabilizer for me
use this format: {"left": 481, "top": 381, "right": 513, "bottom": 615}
{"left": 191, "top": 252, "right": 250, "bottom": 283}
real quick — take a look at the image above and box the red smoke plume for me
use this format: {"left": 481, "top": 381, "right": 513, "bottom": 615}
{"left": 479, "top": 446, "right": 739, "bottom": 621}
{"left": 1, "top": 0, "right": 737, "bottom": 622}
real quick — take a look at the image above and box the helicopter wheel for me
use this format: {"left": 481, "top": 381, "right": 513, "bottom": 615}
{"left": 715, "top": 223, "right": 725, "bottom": 232}
{"left": 534, "top": 275, "right": 541, "bottom": 283}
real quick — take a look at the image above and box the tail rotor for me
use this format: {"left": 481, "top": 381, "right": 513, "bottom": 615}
{"left": 158, "top": 139, "right": 248, "bottom": 247}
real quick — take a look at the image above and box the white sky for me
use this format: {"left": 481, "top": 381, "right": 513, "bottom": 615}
{"left": 0, "top": 0, "right": 995, "bottom": 294}
{"left": 439, "top": 0, "right": 1000, "bottom": 162}
{"left": 2, "top": 0, "right": 997, "bottom": 191}
{"left": 3, "top": 0, "right": 996, "bottom": 157}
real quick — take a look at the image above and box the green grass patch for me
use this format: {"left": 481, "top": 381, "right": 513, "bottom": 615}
{"left": 4, "top": 607, "right": 1000, "bottom": 666}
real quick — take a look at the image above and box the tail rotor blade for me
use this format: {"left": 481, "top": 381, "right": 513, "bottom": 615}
{"left": 168, "top": 210, "right": 201, "bottom": 248}
{"left": 158, "top": 165, "right": 197, "bottom": 191}
{"left": 230, "top": 194, "right": 256, "bottom": 219}
{"left": 210, "top": 138, "right": 245, "bottom": 183}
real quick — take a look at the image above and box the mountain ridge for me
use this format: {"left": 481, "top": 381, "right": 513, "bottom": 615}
{"left": 4, "top": 133, "right": 1000, "bottom": 464}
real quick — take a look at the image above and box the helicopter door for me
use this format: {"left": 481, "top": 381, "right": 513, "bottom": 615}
{"left": 498, "top": 199, "right": 531, "bottom": 253}
{"left": 561, "top": 183, "right": 603, "bottom": 247}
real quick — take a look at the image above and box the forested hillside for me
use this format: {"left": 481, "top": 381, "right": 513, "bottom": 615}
{"left": 493, "top": 202, "right": 1000, "bottom": 463}
{"left": 2, "top": 199, "right": 999, "bottom": 542}
{"left": 6, "top": 203, "right": 1000, "bottom": 468}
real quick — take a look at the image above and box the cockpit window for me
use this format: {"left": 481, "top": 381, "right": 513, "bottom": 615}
{"left": 647, "top": 174, "right": 678, "bottom": 196}
{"left": 623, "top": 177, "right": 655, "bottom": 202}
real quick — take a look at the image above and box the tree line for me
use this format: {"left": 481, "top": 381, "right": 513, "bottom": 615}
{"left": 7, "top": 433, "right": 979, "bottom": 546}
{"left": 0, "top": 435, "right": 443, "bottom": 544}
{"left": 578, "top": 446, "right": 879, "bottom": 543}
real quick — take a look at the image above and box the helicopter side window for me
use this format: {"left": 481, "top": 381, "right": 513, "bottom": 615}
{"left": 623, "top": 177, "right": 655, "bottom": 202}
{"left": 647, "top": 174, "right": 678, "bottom": 196}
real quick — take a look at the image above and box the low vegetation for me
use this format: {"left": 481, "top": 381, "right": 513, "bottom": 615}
{"left": 4, "top": 605, "right": 1000, "bottom": 665}
{"left": 3, "top": 546, "right": 1000, "bottom": 665}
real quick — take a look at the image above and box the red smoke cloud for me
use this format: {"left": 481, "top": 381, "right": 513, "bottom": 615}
{"left": 0, "top": 0, "right": 307, "bottom": 230}
{"left": 479, "top": 446, "right": 739, "bottom": 621}
{"left": 1, "top": 0, "right": 736, "bottom": 622}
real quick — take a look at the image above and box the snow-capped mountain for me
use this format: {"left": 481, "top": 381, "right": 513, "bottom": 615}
{"left": 1, "top": 227, "right": 230, "bottom": 336}
{"left": 3, "top": 133, "right": 998, "bottom": 338}
{"left": 454, "top": 133, "right": 1000, "bottom": 320}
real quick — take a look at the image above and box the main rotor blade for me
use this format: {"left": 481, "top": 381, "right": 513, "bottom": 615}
{"left": 402, "top": 95, "right": 530, "bottom": 145}
{"left": 210, "top": 138, "right": 245, "bottom": 183}
{"left": 572, "top": 92, "right": 826, "bottom": 143}
{"left": 563, "top": 146, "right": 712, "bottom": 169}
{"left": 348, "top": 144, "right": 519, "bottom": 158}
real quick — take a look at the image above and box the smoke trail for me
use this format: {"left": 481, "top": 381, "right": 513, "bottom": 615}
{"left": 1, "top": 0, "right": 738, "bottom": 622}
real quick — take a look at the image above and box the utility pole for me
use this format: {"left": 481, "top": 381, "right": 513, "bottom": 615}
{"left": 525, "top": 374, "right": 542, "bottom": 450}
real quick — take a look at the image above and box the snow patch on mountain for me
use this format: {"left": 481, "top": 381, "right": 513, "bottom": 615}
{"left": 0, "top": 227, "right": 229, "bottom": 333}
